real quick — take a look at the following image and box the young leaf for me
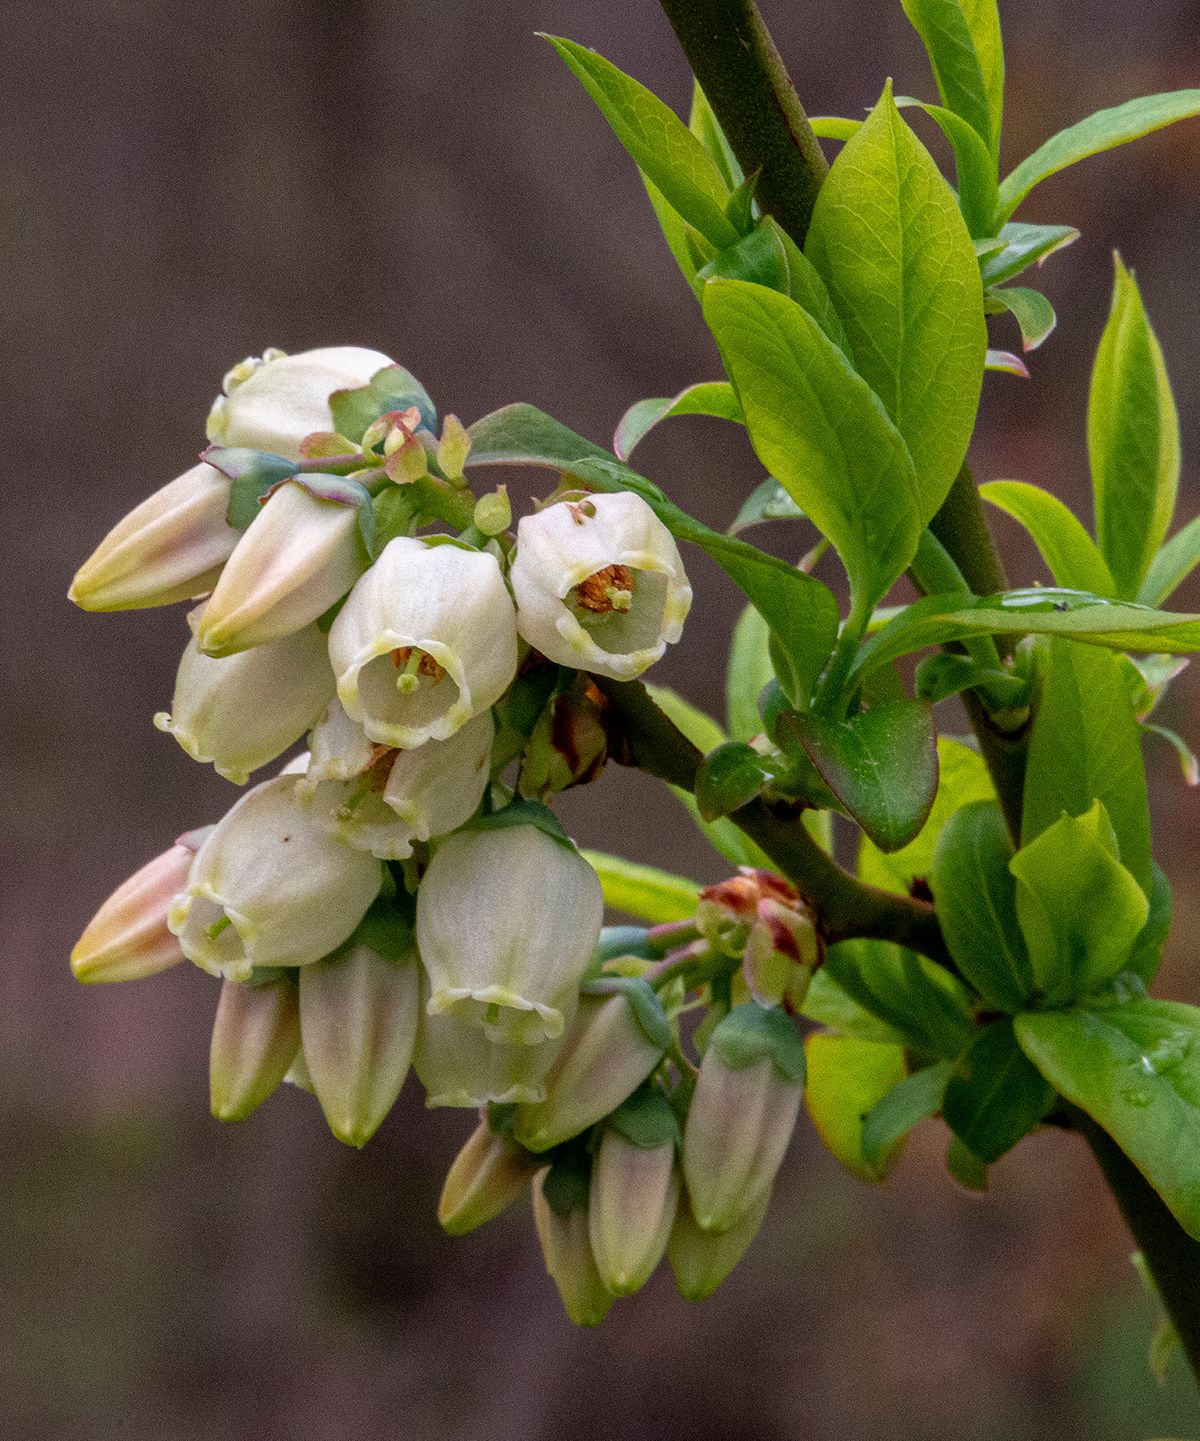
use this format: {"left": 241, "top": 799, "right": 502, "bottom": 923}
{"left": 703, "top": 277, "right": 923, "bottom": 614}
{"left": 1142, "top": 723, "right": 1200, "bottom": 788}
{"left": 613, "top": 382, "right": 742, "bottom": 461}
{"left": 787, "top": 701, "right": 938, "bottom": 853}
{"left": 1021, "top": 638, "right": 1152, "bottom": 893}
{"left": 801, "top": 968, "right": 907, "bottom": 1046}
{"left": 804, "top": 1034, "right": 908, "bottom": 1183}
{"left": 804, "top": 84, "right": 987, "bottom": 523}
{"left": 1089, "top": 255, "right": 1181, "bottom": 599}
{"left": 580, "top": 850, "right": 701, "bottom": 925}
{"left": 931, "top": 800, "right": 1033, "bottom": 1012}
{"left": 984, "top": 350, "right": 1030, "bottom": 378}
{"left": 1127, "top": 862, "right": 1173, "bottom": 987}
{"left": 726, "top": 603, "right": 774, "bottom": 741}
{"left": 901, "top": 99, "right": 999, "bottom": 237}
{"left": 1010, "top": 801, "right": 1150, "bottom": 1005}
{"left": 809, "top": 116, "right": 862, "bottom": 141}
{"left": 989, "top": 285, "right": 1056, "bottom": 351}
{"left": 900, "top": 0, "right": 1004, "bottom": 156}
{"left": 981, "top": 479, "right": 1117, "bottom": 595}
{"left": 767, "top": 221, "right": 850, "bottom": 355}
{"left": 728, "top": 478, "right": 805, "bottom": 535}
{"left": 998, "top": 89, "right": 1200, "bottom": 222}
{"left": 943, "top": 1019, "right": 1057, "bottom": 1163}
{"left": 642, "top": 174, "right": 703, "bottom": 297}
{"left": 914, "top": 652, "right": 1027, "bottom": 705}
{"left": 1139, "top": 514, "right": 1200, "bottom": 608}
{"left": 543, "top": 37, "right": 737, "bottom": 250}
{"left": 824, "top": 938, "right": 976, "bottom": 1059}
{"left": 695, "top": 741, "right": 773, "bottom": 821}
{"left": 1016, "top": 1000, "right": 1200, "bottom": 1241}
{"left": 861, "top": 1060, "right": 955, "bottom": 1174}
{"left": 689, "top": 80, "right": 742, "bottom": 190}
{"left": 978, "top": 222, "right": 1080, "bottom": 287}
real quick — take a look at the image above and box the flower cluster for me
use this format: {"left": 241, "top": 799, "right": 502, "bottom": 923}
{"left": 67, "top": 344, "right": 815, "bottom": 1319}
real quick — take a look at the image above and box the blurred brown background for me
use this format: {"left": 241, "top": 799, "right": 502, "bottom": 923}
{"left": 5, "top": 0, "right": 1200, "bottom": 1436}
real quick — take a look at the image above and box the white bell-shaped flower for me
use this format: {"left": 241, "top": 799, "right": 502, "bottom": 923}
{"left": 510, "top": 491, "right": 692, "bottom": 680}
{"left": 155, "top": 616, "right": 335, "bottom": 784}
{"left": 416, "top": 822, "right": 603, "bottom": 1046}
{"left": 168, "top": 774, "right": 381, "bottom": 981}
{"left": 300, "top": 710, "right": 493, "bottom": 860}
{"left": 328, "top": 537, "right": 518, "bottom": 748}
{"left": 69, "top": 462, "right": 237, "bottom": 612}
{"left": 206, "top": 345, "right": 394, "bottom": 461}
{"left": 196, "top": 479, "right": 366, "bottom": 656}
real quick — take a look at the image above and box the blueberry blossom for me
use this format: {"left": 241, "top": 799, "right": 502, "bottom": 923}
{"left": 209, "top": 974, "right": 302, "bottom": 1122}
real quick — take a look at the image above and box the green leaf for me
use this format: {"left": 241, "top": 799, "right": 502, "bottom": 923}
{"left": 579, "top": 850, "right": 701, "bottom": 925}
{"left": 981, "top": 479, "right": 1116, "bottom": 594}
{"left": 726, "top": 603, "right": 774, "bottom": 741}
{"left": 1010, "top": 801, "right": 1150, "bottom": 1005}
{"left": 824, "top": 938, "right": 976, "bottom": 1059}
{"left": 204, "top": 447, "right": 300, "bottom": 532}
{"left": 808, "top": 116, "right": 861, "bottom": 141}
{"left": 1142, "top": 722, "right": 1200, "bottom": 788}
{"left": 768, "top": 221, "right": 851, "bottom": 355}
{"left": 613, "top": 382, "right": 742, "bottom": 460}
{"left": 703, "top": 276, "right": 923, "bottom": 613}
{"left": 900, "top": 99, "right": 999, "bottom": 237}
{"left": 861, "top": 1060, "right": 955, "bottom": 1174}
{"left": 979, "top": 222, "right": 1080, "bottom": 287}
{"left": 1021, "top": 638, "right": 1152, "bottom": 892}
{"left": 710, "top": 1003, "right": 806, "bottom": 1082}
{"left": 804, "top": 1034, "right": 908, "bottom": 1182}
{"left": 689, "top": 81, "right": 742, "bottom": 190}
{"left": 1127, "top": 862, "right": 1173, "bottom": 987}
{"left": 998, "top": 89, "right": 1200, "bottom": 222}
{"left": 804, "top": 84, "right": 987, "bottom": 523}
{"left": 900, "top": 0, "right": 1004, "bottom": 156}
{"left": 641, "top": 174, "right": 704, "bottom": 297}
{"left": 695, "top": 741, "right": 773, "bottom": 821}
{"left": 329, "top": 364, "right": 437, "bottom": 444}
{"left": 697, "top": 222, "right": 789, "bottom": 291}
{"left": 1016, "top": 1000, "right": 1200, "bottom": 1240}
{"left": 728, "top": 478, "right": 805, "bottom": 535}
{"left": 943, "top": 1018, "right": 1057, "bottom": 1163}
{"left": 543, "top": 36, "right": 737, "bottom": 250}
{"left": 989, "top": 285, "right": 1056, "bottom": 351}
{"left": 466, "top": 404, "right": 841, "bottom": 702}
{"left": 946, "top": 1135, "right": 989, "bottom": 1190}
{"left": 1089, "top": 255, "right": 1181, "bottom": 599}
{"left": 800, "top": 968, "right": 907, "bottom": 1046}
{"left": 914, "top": 652, "right": 1027, "bottom": 705}
{"left": 788, "top": 701, "right": 938, "bottom": 853}
{"left": 931, "top": 800, "right": 1033, "bottom": 1011}
{"left": 1140, "top": 514, "right": 1200, "bottom": 608}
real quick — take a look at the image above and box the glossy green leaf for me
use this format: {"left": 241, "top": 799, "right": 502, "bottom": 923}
{"left": 998, "top": 89, "right": 1200, "bottom": 221}
{"left": 931, "top": 800, "right": 1033, "bottom": 1011}
{"left": 804, "top": 1034, "right": 908, "bottom": 1182}
{"left": 726, "top": 603, "right": 774, "bottom": 741}
{"left": 946, "top": 1135, "right": 989, "bottom": 1190}
{"left": 1016, "top": 1000, "right": 1200, "bottom": 1239}
{"left": 861, "top": 1060, "right": 955, "bottom": 1174}
{"left": 1127, "top": 862, "right": 1174, "bottom": 987}
{"left": 613, "top": 382, "right": 742, "bottom": 461}
{"left": 698, "top": 222, "right": 788, "bottom": 292}
{"left": 1089, "top": 255, "right": 1181, "bottom": 599}
{"left": 943, "top": 1018, "right": 1057, "bottom": 1163}
{"left": 914, "top": 652, "right": 1027, "bottom": 705}
{"left": 800, "top": 968, "right": 907, "bottom": 1046}
{"left": 824, "top": 938, "right": 976, "bottom": 1059}
{"left": 689, "top": 81, "right": 742, "bottom": 190}
{"left": 1022, "top": 638, "right": 1152, "bottom": 892}
{"left": 728, "top": 478, "right": 805, "bottom": 535}
{"left": 978, "top": 221, "right": 1079, "bottom": 286}
{"left": 642, "top": 174, "right": 703, "bottom": 297}
{"left": 703, "top": 277, "right": 923, "bottom": 613}
{"left": 580, "top": 850, "right": 701, "bottom": 925}
{"left": 900, "top": 0, "right": 1004, "bottom": 155}
{"left": 990, "top": 285, "right": 1056, "bottom": 351}
{"left": 768, "top": 221, "right": 850, "bottom": 354}
{"left": 544, "top": 36, "right": 737, "bottom": 250}
{"left": 1140, "top": 514, "right": 1200, "bottom": 608}
{"left": 981, "top": 479, "right": 1116, "bottom": 594}
{"left": 902, "top": 99, "right": 999, "bottom": 236}
{"left": 805, "top": 84, "right": 987, "bottom": 522}
{"left": 695, "top": 741, "right": 772, "bottom": 821}
{"left": 788, "top": 701, "right": 938, "bottom": 852}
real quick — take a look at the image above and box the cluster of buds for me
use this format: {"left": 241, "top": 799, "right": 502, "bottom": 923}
{"left": 67, "top": 344, "right": 815, "bottom": 1322}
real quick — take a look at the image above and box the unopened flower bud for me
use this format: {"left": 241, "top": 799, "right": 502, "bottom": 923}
{"left": 666, "top": 1184, "right": 770, "bottom": 1301}
{"left": 417, "top": 821, "right": 602, "bottom": 1046}
{"left": 473, "top": 487, "right": 511, "bottom": 539}
{"left": 532, "top": 1159, "right": 614, "bottom": 1327}
{"left": 518, "top": 679, "right": 608, "bottom": 797}
{"left": 206, "top": 346, "right": 394, "bottom": 461}
{"left": 70, "top": 829, "right": 210, "bottom": 984}
{"left": 697, "top": 870, "right": 819, "bottom": 1009}
{"left": 196, "top": 480, "right": 367, "bottom": 657}
{"left": 210, "top": 974, "right": 301, "bottom": 1121}
{"left": 510, "top": 491, "right": 691, "bottom": 681}
{"left": 682, "top": 1003, "right": 805, "bottom": 1233}
{"left": 513, "top": 979, "right": 670, "bottom": 1152}
{"left": 588, "top": 1088, "right": 681, "bottom": 1295}
{"left": 438, "top": 1116, "right": 538, "bottom": 1235}
{"left": 69, "top": 462, "right": 237, "bottom": 612}
{"left": 436, "top": 414, "right": 472, "bottom": 481}
{"left": 328, "top": 537, "right": 518, "bottom": 748}
{"left": 155, "top": 618, "right": 335, "bottom": 783}
{"left": 298, "top": 942, "right": 420, "bottom": 1146}
{"left": 168, "top": 774, "right": 381, "bottom": 980}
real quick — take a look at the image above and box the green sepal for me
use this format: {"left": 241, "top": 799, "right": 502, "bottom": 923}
{"left": 607, "top": 1083, "right": 681, "bottom": 1150}
{"left": 243, "top": 965, "right": 298, "bottom": 991}
{"left": 204, "top": 446, "right": 300, "bottom": 532}
{"left": 943, "top": 1018, "right": 1057, "bottom": 1164}
{"left": 695, "top": 741, "right": 773, "bottom": 821}
{"left": 335, "top": 887, "right": 417, "bottom": 966}
{"left": 329, "top": 364, "right": 436, "bottom": 443}
{"left": 486, "top": 1102, "right": 518, "bottom": 1137}
{"left": 861, "top": 1060, "right": 955, "bottom": 1174}
{"left": 372, "top": 483, "right": 422, "bottom": 550}
{"left": 709, "top": 1002, "right": 805, "bottom": 1082}
{"left": 463, "top": 797, "right": 573, "bottom": 849}
{"left": 542, "top": 1144, "right": 592, "bottom": 1216}
{"left": 581, "top": 976, "right": 672, "bottom": 1053}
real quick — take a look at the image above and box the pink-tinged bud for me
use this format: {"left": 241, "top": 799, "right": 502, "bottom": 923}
{"left": 512, "top": 979, "right": 670, "bottom": 1152}
{"left": 206, "top": 346, "right": 394, "bottom": 461}
{"left": 698, "top": 870, "right": 820, "bottom": 1009}
{"left": 666, "top": 1184, "right": 770, "bottom": 1301}
{"left": 328, "top": 537, "right": 518, "bottom": 748}
{"left": 437, "top": 1116, "right": 538, "bottom": 1235}
{"left": 298, "top": 944, "right": 420, "bottom": 1146}
{"left": 510, "top": 491, "right": 692, "bottom": 681}
{"left": 417, "top": 821, "right": 603, "bottom": 1046}
{"left": 682, "top": 1003, "right": 805, "bottom": 1233}
{"left": 69, "top": 462, "right": 237, "bottom": 612}
{"left": 209, "top": 975, "right": 301, "bottom": 1121}
{"left": 168, "top": 775, "right": 382, "bottom": 981}
{"left": 588, "top": 1088, "right": 680, "bottom": 1295}
{"left": 196, "top": 480, "right": 367, "bottom": 657}
{"left": 70, "top": 832, "right": 210, "bottom": 984}
{"left": 155, "top": 619, "right": 335, "bottom": 784}
{"left": 532, "top": 1163, "right": 614, "bottom": 1327}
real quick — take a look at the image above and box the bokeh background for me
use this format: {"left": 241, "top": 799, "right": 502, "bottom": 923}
{"left": 5, "top": 1, "right": 1200, "bottom": 1435}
